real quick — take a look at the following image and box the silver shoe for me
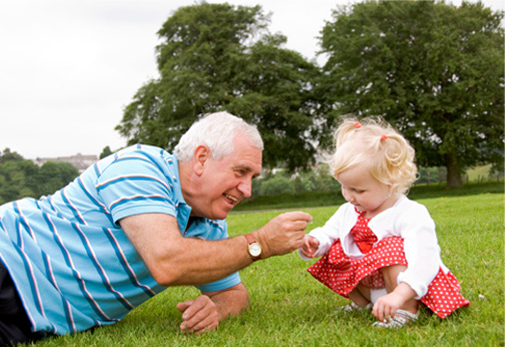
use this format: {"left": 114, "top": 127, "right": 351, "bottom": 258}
{"left": 372, "top": 309, "right": 418, "bottom": 328}
{"left": 339, "top": 302, "right": 373, "bottom": 312}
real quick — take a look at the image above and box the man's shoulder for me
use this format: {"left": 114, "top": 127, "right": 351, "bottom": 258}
{"left": 115, "top": 144, "right": 173, "bottom": 161}
{"left": 98, "top": 145, "right": 177, "bottom": 177}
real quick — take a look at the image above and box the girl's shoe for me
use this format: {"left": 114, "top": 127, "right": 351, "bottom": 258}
{"left": 339, "top": 302, "right": 372, "bottom": 312}
{"left": 372, "top": 309, "right": 418, "bottom": 328}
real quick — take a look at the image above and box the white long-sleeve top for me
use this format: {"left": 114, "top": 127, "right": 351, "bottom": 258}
{"left": 299, "top": 195, "right": 448, "bottom": 299}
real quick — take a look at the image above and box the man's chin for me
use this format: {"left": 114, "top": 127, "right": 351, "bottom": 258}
{"left": 210, "top": 208, "right": 232, "bottom": 220}
{"left": 209, "top": 200, "right": 241, "bottom": 220}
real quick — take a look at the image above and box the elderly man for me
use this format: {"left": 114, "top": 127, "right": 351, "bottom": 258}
{"left": 0, "top": 112, "right": 312, "bottom": 344}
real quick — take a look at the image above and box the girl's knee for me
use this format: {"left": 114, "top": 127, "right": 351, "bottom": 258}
{"left": 380, "top": 264, "right": 408, "bottom": 290}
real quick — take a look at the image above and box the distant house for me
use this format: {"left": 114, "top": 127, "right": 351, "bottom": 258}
{"left": 34, "top": 154, "right": 98, "bottom": 173}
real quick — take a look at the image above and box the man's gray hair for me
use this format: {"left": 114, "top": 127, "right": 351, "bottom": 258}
{"left": 174, "top": 111, "right": 264, "bottom": 162}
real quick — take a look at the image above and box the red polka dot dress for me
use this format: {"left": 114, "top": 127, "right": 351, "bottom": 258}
{"left": 307, "top": 211, "right": 470, "bottom": 319}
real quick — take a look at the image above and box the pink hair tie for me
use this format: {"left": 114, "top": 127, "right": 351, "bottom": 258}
{"left": 354, "top": 122, "right": 362, "bottom": 128}
{"left": 381, "top": 134, "right": 387, "bottom": 141}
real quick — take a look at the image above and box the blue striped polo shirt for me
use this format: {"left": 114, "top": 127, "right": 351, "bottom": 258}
{"left": 0, "top": 144, "right": 240, "bottom": 335}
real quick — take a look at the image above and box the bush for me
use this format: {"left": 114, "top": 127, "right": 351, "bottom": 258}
{"left": 258, "top": 174, "right": 294, "bottom": 195}
{"left": 253, "top": 166, "right": 341, "bottom": 197}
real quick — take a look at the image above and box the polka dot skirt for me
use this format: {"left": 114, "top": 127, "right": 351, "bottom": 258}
{"left": 307, "top": 217, "right": 470, "bottom": 319}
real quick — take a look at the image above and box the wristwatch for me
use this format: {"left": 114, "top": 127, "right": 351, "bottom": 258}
{"left": 245, "top": 233, "right": 262, "bottom": 261}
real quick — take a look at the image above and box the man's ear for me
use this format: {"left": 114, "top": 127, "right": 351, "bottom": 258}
{"left": 193, "top": 145, "right": 210, "bottom": 176}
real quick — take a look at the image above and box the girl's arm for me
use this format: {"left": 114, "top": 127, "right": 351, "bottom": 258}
{"left": 397, "top": 202, "right": 441, "bottom": 299}
{"left": 298, "top": 204, "right": 351, "bottom": 260}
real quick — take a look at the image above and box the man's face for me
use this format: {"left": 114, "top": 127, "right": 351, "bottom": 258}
{"left": 194, "top": 135, "right": 262, "bottom": 220}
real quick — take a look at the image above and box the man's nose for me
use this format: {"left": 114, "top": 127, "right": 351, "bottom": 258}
{"left": 238, "top": 180, "right": 252, "bottom": 198}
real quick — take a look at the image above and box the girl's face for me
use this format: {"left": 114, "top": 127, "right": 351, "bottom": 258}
{"left": 336, "top": 165, "right": 397, "bottom": 218}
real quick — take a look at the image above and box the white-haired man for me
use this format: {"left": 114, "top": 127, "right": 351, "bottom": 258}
{"left": 0, "top": 112, "right": 312, "bottom": 344}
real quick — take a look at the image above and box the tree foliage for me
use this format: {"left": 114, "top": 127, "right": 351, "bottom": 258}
{"left": 0, "top": 149, "right": 79, "bottom": 204}
{"left": 100, "top": 146, "right": 113, "bottom": 159}
{"left": 318, "top": 0, "right": 504, "bottom": 187}
{"left": 116, "top": 2, "right": 320, "bottom": 171}
{"left": 0, "top": 148, "right": 24, "bottom": 164}
{"left": 116, "top": 1, "right": 503, "bottom": 187}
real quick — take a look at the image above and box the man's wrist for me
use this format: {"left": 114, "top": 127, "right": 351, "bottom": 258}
{"left": 245, "top": 233, "right": 262, "bottom": 261}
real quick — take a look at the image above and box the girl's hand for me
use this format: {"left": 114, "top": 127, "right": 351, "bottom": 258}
{"left": 299, "top": 235, "right": 319, "bottom": 258}
{"left": 372, "top": 292, "right": 405, "bottom": 323}
{"left": 372, "top": 283, "right": 416, "bottom": 322}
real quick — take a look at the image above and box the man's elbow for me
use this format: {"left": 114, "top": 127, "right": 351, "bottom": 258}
{"left": 149, "top": 265, "right": 184, "bottom": 286}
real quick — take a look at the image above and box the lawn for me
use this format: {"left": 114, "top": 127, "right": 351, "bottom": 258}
{"left": 29, "top": 189, "right": 504, "bottom": 346}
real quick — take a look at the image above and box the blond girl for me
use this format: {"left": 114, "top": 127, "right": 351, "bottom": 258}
{"left": 299, "top": 117, "right": 469, "bottom": 328}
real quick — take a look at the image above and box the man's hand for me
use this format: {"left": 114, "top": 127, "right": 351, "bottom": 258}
{"left": 299, "top": 235, "right": 320, "bottom": 258}
{"left": 176, "top": 283, "right": 249, "bottom": 335}
{"left": 253, "top": 211, "right": 312, "bottom": 259}
{"left": 177, "top": 295, "right": 219, "bottom": 335}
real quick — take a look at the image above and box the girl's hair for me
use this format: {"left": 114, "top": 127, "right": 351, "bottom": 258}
{"left": 174, "top": 111, "right": 264, "bottom": 162}
{"left": 327, "top": 116, "right": 417, "bottom": 196}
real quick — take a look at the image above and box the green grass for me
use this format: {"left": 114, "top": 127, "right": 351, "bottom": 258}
{"left": 28, "top": 188, "right": 504, "bottom": 346}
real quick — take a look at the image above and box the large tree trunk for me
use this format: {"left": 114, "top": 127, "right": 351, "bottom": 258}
{"left": 445, "top": 152, "right": 463, "bottom": 188}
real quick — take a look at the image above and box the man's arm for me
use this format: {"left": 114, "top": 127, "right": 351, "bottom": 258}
{"left": 119, "top": 213, "right": 250, "bottom": 286}
{"left": 176, "top": 283, "right": 249, "bottom": 334}
{"left": 119, "top": 211, "right": 311, "bottom": 286}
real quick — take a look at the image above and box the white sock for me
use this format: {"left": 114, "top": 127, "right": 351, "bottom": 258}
{"left": 370, "top": 288, "right": 388, "bottom": 304}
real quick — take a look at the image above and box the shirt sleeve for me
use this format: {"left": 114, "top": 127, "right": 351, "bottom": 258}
{"left": 195, "top": 273, "right": 242, "bottom": 293}
{"left": 186, "top": 219, "right": 242, "bottom": 292}
{"left": 396, "top": 203, "right": 440, "bottom": 299}
{"left": 298, "top": 204, "right": 347, "bottom": 260}
{"left": 95, "top": 151, "right": 177, "bottom": 224}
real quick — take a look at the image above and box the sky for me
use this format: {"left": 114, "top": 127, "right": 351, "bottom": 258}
{"left": 1, "top": 0, "right": 503, "bottom": 159}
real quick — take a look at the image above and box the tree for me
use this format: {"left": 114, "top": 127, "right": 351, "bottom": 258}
{"left": 37, "top": 162, "right": 79, "bottom": 197}
{"left": 0, "top": 148, "right": 23, "bottom": 164}
{"left": 100, "top": 146, "right": 113, "bottom": 159}
{"left": 0, "top": 159, "right": 39, "bottom": 203}
{"left": 0, "top": 152, "right": 79, "bottom": 204}
{"left": 225, "top": 33, "right": 321, "bottom": 170}
{"left": 319, "top": 0, "right": 504, "bottom": 187}
{"left": 116, "top": 2, "right": 320, "bottom": 171}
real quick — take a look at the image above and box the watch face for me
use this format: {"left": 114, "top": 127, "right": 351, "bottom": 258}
{"left": 249, "top": 243, "right": 262, "bottom": 257}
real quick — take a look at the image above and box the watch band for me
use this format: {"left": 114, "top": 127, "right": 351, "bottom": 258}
{"left": 245, "top": 233, "right": 262, "bottom": 261}
{"left": 245, "top": 233, "right": 256, "bottom": 245}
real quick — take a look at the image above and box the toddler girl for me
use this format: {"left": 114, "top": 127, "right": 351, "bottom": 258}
{"left": 299, "top": 117, "right": 469, "bottom": 328}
